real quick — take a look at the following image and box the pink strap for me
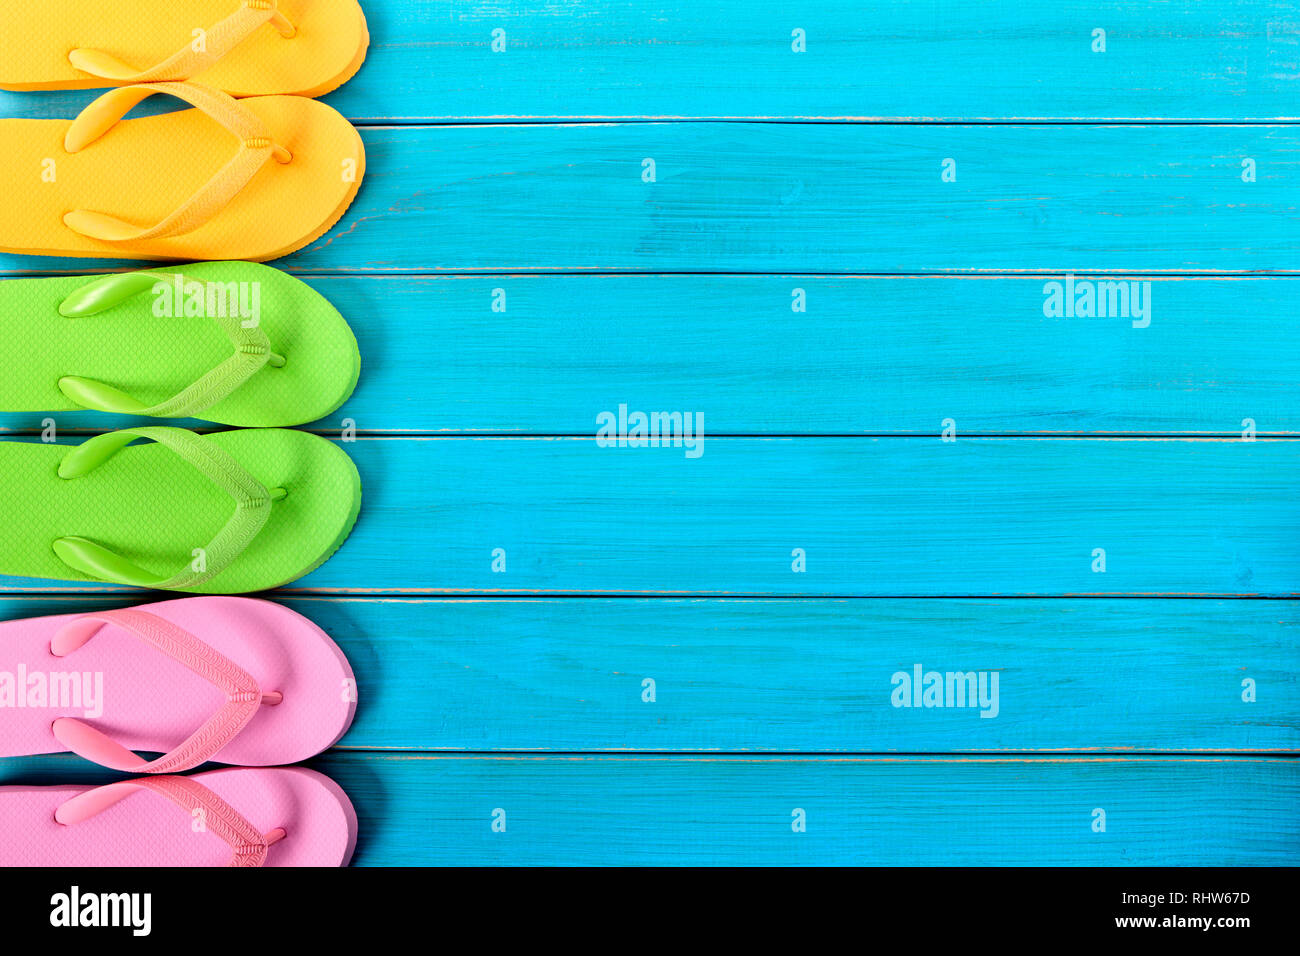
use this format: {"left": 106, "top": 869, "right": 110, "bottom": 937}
{"left": 55, "top": 775, "right": 286, "bottom": 868}
{"left": 50, "top": 608, "right": 280, "bottom": 774}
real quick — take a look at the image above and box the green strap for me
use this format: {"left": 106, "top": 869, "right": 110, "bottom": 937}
{"left": 57, "top": 270, "right": 284, "bottom": 420}
{"left": 53, "top": 427, "right": 284, "bottom": 590}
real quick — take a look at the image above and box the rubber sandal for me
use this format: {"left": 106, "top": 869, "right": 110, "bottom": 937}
{"left": 0, "top": 426, "right": 361, "bottom": 593}
{"left": 0, "top": 767, "right": 357, "bottom": 866}
{"left": 0, "top": 82, "right": 364, "bottom": 261}
{"left": 0, "top": 596, "right": 356, "bottom": 770}
{"left": 0, "top": 262, "right": 360, "bottom": 426}
{"left": 1, "top": 0, "right": 369, "bottom": 98}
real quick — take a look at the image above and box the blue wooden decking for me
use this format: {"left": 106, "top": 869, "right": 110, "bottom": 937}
{"left": 0, "top": 1, "right": 1296, "bottom": 865}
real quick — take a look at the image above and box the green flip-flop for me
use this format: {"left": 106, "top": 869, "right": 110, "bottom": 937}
{"left": 0, "top": 262, "right": 359, "bottom": 427}
{"left": 0, "top": 426, "right": 361, "bottom": 593}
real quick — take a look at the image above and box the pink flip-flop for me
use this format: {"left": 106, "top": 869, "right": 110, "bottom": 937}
{"left": 0, "top": 767, "right": 357, "bottom": 866}
{"left": 0, "top": 597, "right": 356, "bottom": 771}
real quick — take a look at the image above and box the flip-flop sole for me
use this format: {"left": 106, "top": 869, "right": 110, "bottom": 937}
{"left": 0, "top": 596, "right": 356, "bottom": 765}
{"left": 0, "top": 767, "right": 357, "bottom": 866}
{"left": 0, "top": 428, "right": 362, "bottom": 593}
{"left": 0, "top": 0, "right": 369, "bottom": 97}
{"left": 0, "top": 263, "right": 360, "bottom": 426}
{"left": 0, "top": 96, "right": 364, "bottom": 261}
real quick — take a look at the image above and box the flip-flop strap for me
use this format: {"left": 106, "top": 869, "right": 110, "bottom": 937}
{"left": 56, "top": 270, "right": 285, "bottom": 419}
{"left": 68, "top": 0, "right": 296, "bottom": 85}
{"left": 62, "top": 81, "right": 292, "bottom": 243}
{"left": 55, "top": 775, "right": 285, "bottom": 867}
{"left": 52, "top": 426, "right": 283, "bottom": 590}
{"left": 48, "top": 607, "right": 280, "bottom": 774}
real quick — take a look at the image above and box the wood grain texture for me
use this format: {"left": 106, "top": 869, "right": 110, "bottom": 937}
{"left": 3, "top": 274, "right": 1297, "bottom": 437}
{"left": 3, "top": 1, "right": 1298, "bottom": 122}
{"left": 0, "top": 2, "right": 1296, "bottom": 868}
{"left": 5, "top": 752, "right": 1293, "bottom": 866}
{"left": 0, "top": 436, "right": 1294, "bottom": 596}
{"left": 4, "top": 123, "right": 1300, "bottom": 275}
{"left": 319, "top": 754, "right": 1300, "bottom": 866}
{"left": 2, "top": 594, "right": 1291, "bottom": 753}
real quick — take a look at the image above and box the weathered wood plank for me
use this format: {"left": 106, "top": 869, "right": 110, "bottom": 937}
{"left": 2, "top": 594, "right": 1290, "bottom": 752}
{"left": 0, "top": 436, "right": 1293, "bottom": 595}
{"left": 5, "top": 752, "right": 1292, "bottom": 866}
{"left": 4, "top": 1, "right": 1299, "bottom": 123}
{"left": 3, "top": 123, "right": 1300, "bottom": 275}
{"left": 1, "top": 274, "right": 1294, "bottom": 437}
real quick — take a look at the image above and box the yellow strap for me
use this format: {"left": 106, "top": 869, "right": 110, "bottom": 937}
{"left": 62, "top": 81, "right": 291, "bottom": 243}
{"left": 68, "top": 0, "right": 295, "bottom": 84}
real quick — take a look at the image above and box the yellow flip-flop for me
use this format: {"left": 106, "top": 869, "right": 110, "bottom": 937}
{"left": 2, "top": 0, "right": 368, "bottom": 97}
{"left": 0, "top": 81, "right": 364, "bottom": 262}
